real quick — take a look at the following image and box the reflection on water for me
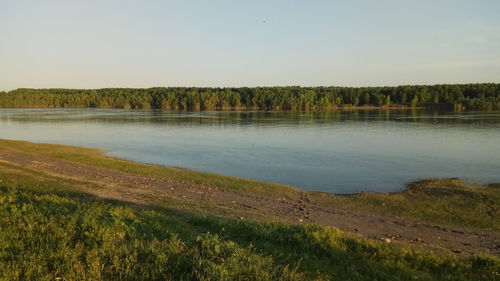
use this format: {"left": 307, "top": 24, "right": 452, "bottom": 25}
{"left": 2, "top": 109, "right": 500, "bottom": 126}
{"left": 0, "top": 108, "right": 499, "bottom": 193}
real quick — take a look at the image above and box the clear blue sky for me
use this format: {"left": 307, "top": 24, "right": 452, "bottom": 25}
{"left": 1, "top": 0, "right": 499, "bottom": 90}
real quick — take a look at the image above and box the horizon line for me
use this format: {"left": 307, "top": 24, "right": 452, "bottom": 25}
{"left": 3, "top": 82, "right": 500, "bottom": 92}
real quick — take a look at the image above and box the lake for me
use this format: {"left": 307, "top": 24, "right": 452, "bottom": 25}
{"left": 0, "top": 108, "right": 499, "bottom": 193}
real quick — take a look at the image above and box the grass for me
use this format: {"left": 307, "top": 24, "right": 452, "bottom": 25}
{"left": 343, "top": 179, "right": 500, "bottom": 231}
{"left": 1, "top": 168, "right": 499, "bottom": 281}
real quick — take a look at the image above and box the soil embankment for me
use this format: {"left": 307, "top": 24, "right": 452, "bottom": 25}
{"left": 0, "top": 147, "right": 498, "bottom": 256}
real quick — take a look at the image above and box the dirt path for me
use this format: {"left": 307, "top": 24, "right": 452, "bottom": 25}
{"left": 0, "top": 148, "right": 498, "bottom": 256}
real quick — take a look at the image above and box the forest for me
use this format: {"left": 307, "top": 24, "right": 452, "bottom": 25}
{"left": 0, "top": 83, "right": 499, "bottom": 110}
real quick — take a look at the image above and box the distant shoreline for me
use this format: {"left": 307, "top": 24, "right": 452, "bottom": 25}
{"left": 1, "top": 84, "right": 498, "bottom": 110}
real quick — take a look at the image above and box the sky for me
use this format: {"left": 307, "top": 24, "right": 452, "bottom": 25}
{"left": 0, "top": 0, "right": 499, "bottom": 90}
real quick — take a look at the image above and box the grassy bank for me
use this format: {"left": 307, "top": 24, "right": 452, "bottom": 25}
{"left": 346, "top": 179, "right": 500, "bottom": 231}
{"left": 0, "top": 139, "right": 498, "bottom": 231}
{"left": 1, "top": 167, "right": 499, "bottom": 281}
{"left": 0, "top": 139, "right": 499, "bottom": 280}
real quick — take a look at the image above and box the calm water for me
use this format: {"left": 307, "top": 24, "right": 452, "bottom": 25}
{"left": 0, "top": 108, "right": 499, "bottom": 193}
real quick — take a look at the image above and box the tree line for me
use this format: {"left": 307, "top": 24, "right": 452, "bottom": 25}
{"left": 0, "top": 83, "right": 498, "bottom": 110}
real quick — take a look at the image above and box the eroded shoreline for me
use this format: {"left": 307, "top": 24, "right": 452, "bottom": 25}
{"left": 0, "top": 139, "right": 498, "bottom": 257}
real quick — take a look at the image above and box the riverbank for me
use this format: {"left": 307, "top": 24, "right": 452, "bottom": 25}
{"left": 0, "top": 139, "right": 498, "bottom": 280}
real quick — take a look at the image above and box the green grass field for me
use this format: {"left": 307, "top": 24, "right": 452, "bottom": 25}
{"left": 1, "top": 169, "right": 499, "bottom": 281}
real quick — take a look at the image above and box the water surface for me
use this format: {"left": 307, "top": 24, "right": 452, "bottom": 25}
{"left": 1, "top": 109, "right": 499, "bottom": 193}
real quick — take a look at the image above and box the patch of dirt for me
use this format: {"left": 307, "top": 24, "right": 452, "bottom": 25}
{"left": 0, "top": 148, "right": 498, "bottom": 256}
